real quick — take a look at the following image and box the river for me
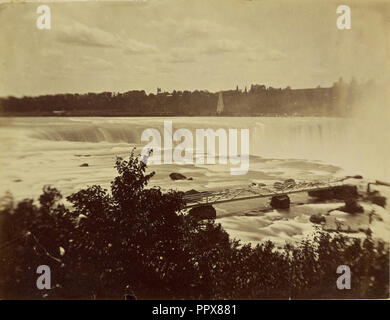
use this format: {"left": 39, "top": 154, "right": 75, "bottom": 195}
{"left": 1, "top": 117, "right": 388, "bottom": 245}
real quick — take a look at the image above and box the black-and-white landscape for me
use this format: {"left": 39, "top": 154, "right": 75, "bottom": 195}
{"left": 0, "top": 0, "right": 389, "bottom": 300}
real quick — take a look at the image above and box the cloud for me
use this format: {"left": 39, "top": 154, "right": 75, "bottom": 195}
{"left": 177, "top": 19, "right": 229, "bottom": 40}
{"left": 201, "top": 39, "right": 248, "bottom": 55}
{"left": 56, "top": 20, "right": 157, "bottom": 54}
{"left": 149, "top": 18, "right": 234, "bottom": 41}
{"left": 80, "top": 55, "right": 114, "bottom": 70}
{"left": 168, "top": 48, "right": 197, "bottom": 63}
{"left": 123, "top": 39, "right": 158, "bottom": 54}
{"left": 262, "top": 49, "right": 288, "bottom": 61}
{"left": 56, "top": 20, "right": 121, "bottom": 48}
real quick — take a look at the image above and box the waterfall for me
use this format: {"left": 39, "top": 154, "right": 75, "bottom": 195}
{"left": 31, "top": 125, "right": 141, "bottom": 143}
{"left": 25, "top": 116, "right": 389, "bottom": 180}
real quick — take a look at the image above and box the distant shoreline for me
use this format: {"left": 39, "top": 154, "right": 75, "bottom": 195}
{"left": 0, "top": 114, "right": 350, "bottom": 118}
{"left": 0, "top": 79, "right": 369, "bottom": 118}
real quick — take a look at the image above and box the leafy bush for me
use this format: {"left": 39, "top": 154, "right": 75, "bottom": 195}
{"left": 0, "top": 150, "right": 388, "bottom": 299}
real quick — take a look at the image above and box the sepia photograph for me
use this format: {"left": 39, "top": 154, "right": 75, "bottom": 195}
{"left": 0, "top": 0, "right": 389, "bottom": 302}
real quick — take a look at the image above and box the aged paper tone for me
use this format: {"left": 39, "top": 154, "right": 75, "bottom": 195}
{"left": 0, "top": 0, "right": 389, "bottom": 300}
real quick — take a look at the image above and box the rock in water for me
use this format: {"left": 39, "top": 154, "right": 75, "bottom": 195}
{"left": 310, "top": 214, "right": 326, "bottom": 224}
{"left": 273, "top": 182, "right": 284, "bottom": 190}
{"left": 80, "top": 163, "right": 89, "bottom": 167}
{"left": 251, "top": 182, "right": 266, "bottom": 187}
{"left": 270, "top": 195, "right": 290, "bottom": 209}
{"left": 284, "top": 179, "right": 296, "bottom": 188}
{"left": 185, "top": 189, "right": 200, "bottom": 196}
{"left": 188, "top": 204, "right": 216, "bottom": 220}
{"left": 340, "top": 198, "right": 364, "bottom": 214}
{"left": 333, "top": 185, "right": 358, "bottom": 199}
{"left": 308, "top": 184, "right": 358, "bottom": 200}
{"left": 184, "top": 189, "right": 202, "bottom": 202}
{"left": 371, "top": 196, "right": 386, "bottom": 208}
{"left": 169, "top": 172, "right": 187, "bottom": 180}
{"left": 308, "top": 189, "right": 334, "bottom": 200}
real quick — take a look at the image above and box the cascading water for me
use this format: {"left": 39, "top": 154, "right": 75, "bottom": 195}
{"left": 1, "top": 116, "right": 389, "bottom": 246}
{"left": 24, "top": 117, "right": 389, "bottom": 180}
{"left": 31, "top": 125, "right": 140, "bottom": 143}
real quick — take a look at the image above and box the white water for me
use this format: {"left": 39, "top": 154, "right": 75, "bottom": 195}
{"left": 0, "top": 117, "right": 388, "bottom": 245}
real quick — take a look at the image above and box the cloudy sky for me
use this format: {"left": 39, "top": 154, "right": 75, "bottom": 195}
{"left": 0, "top": 0, "right": 389, "bottom": 96}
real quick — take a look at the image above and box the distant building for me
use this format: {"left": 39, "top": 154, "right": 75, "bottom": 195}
{"left": 250, "top": 84, "right": 266, "bottom": 93}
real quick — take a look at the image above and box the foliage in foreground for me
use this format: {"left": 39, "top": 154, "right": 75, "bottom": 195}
{"left": 0, "top": 151, "right": 388, "bottom": 299}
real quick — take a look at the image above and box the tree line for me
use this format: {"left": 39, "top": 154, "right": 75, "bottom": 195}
{"left": 0, "top": 78, "right": 373, "bottom": 117}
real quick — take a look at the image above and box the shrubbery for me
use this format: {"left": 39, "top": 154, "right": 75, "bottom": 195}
{"left": 0, "top": 151, "right": 388, "bottom": 299}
